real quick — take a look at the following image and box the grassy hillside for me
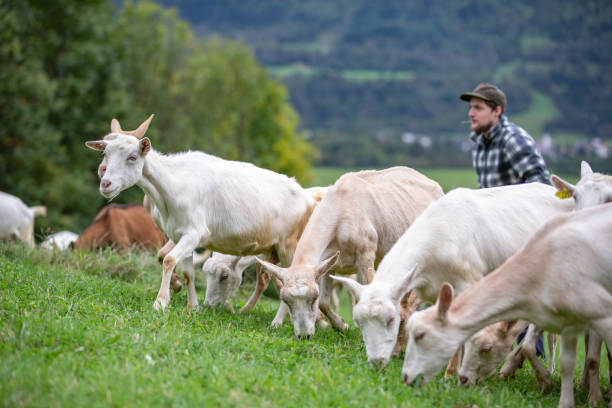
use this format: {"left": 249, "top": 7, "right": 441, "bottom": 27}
{"left": 1, "top": 242, "right": 606, "bottom": 407}
{"left": 162, "top": 0, "right": 611, "bottom": 140}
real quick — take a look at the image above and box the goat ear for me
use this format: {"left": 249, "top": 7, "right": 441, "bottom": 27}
{"left": 110, "top": 118, "right": 122, "bottom": 133}
{"left": 436, "top": 282, "right": 454, "bottom": 322}
{"left": 139, "top": 137, "right": 151, "bottom": 156}
{"left": 129, "top": 114, "right": 155, "bottom": 139}
{"left": 581, "top": 160, "right": 593, "bottom": 178}
{"left": 392, "top": 263, "right": 418, "bottom": 301}
{"left": 314, "top": 251, "right": 340, "bottom": 281}
{"left": 551, "top": 175, "right": 575, "bottom": 196}
{"left": 85, "top": 140, "right": 107, "bottom": 151}
{"left": 330, "top": 275, "right": 363, "bottom": 303}
{"left": 497, "top": 320, "right": 522, "bottom": 337}
{"left": 255, "top": 257, "right": 286, "bottom": 284}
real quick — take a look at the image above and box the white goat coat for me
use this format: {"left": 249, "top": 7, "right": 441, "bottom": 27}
{"left": 0, "top": 191, "right": 45, "bottom": 247}
{"left": 403, "top": 203, "right": 612, "bottom": 408}
{"left": 138, "top": 149, "right": 313, "bottom": 259}
{"left": 40, "top": 231, "right": 79, "bottom": 250}
{"left": 379, "top": 182, "right": 574, "bottom": 302}
{"left": 345, "top": 182, "right": 573, "bottom": 365}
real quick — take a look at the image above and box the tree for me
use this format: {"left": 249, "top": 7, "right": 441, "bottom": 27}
{"left": 0, "top": 0, "right": 316, "bottom": 234}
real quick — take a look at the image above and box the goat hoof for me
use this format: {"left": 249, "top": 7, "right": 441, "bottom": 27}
{"left": 270, "top": 319, "right": 283, "bottom": 329}
{"left": 153, "top": 298, "right": 168, "bottom": 311}
{"left": 337, "top": 322, "right": 349, "bottom": 332}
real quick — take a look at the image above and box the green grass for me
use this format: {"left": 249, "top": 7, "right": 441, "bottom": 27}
{"left": 310, "top": 166, "right": 581, "bottom": 192}
{"left": 340, "top": 70, "right": 415, "bottom": 82}
{"left": 267, "top": 65, "right": 414, "bottom": 82}
{"left": 512, "top": 91, "right": 560, "bottom": 138}
{"left": 267, "top": 64, "right": 319, "bottom": 78}
{"left": 1, "top": 243, "right": 607, "bottom": 407}
{"left": 309, "top": 166, "right": 478, "bottom": 192}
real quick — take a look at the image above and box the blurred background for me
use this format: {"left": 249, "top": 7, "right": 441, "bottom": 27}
{"left": 1, "top": 0, "right": 610, "bottom": 235}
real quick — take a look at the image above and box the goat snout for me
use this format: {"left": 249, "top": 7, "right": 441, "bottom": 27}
{"left": 403, "top": 373, "right": 423, "bottom": 387}
{"left": 369, "top": 358, "right": 389, "bottom": 369}
{"left": 458, "top": 375, "right": 470, "bottom": 387}
{"left": 295, "top": 332, "right": 313, "bottom": 340}
{"left": 101, "top": 180, "right": 112, "bottom": 190}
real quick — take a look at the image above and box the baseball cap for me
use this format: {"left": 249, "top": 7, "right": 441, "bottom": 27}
{"left": 460, "top": 83, "right": 506, "bottom": 111}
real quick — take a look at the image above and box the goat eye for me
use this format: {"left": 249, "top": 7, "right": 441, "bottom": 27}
{"left": 127, "top": 156, "right": 137, "bottom": 162}
{"left": 480, "top": 344, "right": 492, "bottom": 353}
{"left": 414, "top": 331, "right": 425, "bottom": 342}
{"left": 219, "top": 272, "right": 229, "bottom": 282}
{"left": 386, "top": 317, "right": 394, "bottom": 327}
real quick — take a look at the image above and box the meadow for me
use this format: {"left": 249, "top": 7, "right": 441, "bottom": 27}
{"left": 0, "top": 167, "right": 597, "bottom": 408}
{"left": 310, "top": 167, "right": 479, "bottom": 192}
{"left": 0, "top": 248, "right": 606, "bottom": 407}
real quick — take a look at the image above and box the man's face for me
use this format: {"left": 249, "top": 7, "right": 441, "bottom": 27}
{"left": 468, "top": 98, "right": 501, "bottom": 135}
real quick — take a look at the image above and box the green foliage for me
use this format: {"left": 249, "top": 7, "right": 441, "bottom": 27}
{"left": 0, "top": 0, "right": 315, "bottom": 235}
{"left": 0, "top": 242, "right": 606, "bottom": 407}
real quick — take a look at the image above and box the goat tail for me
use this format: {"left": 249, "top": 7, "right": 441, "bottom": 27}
{"left": 30, "top": 206, "right": 47, "bottom": 217}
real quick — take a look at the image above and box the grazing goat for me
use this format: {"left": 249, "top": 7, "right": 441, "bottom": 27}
{"left": 86, "top": 115, "right": 316, "bottom": 315}
{"left": 156, "top": 186, "right": 326, "bottom": 313}
{"left": 459, "top": 161, "right": 612, "bottom": 396}
{"left": 0, "top": 191, "right": 46, "bottom": 247}
{"left": 257, "top": 167, "right": 443, "bottom": 339}
{"left": 402, "top": 203, "right": 612, "bottom": 408}
{"left": 549, "top": 160, "right": 612, "bottom": 406}
{"left": 41, "top": 231, "right": 79, "bottom": 250}
{"left": 73, "top": 204, "right": 165, "bottom": 251}
{"left": 202, "top": 252, "right": 354, "bottom": 316}
{"left": 458, "top": 320, "right": 558, "bottom": 387}
{"left": 202, "top": 253, "right": 258, "bottom": 312}
{"left": 332, "top": 183, "right": 573, "bottom": 367}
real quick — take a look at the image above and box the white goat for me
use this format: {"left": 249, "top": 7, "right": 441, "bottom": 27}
{"left": 0, "top": 191, "right": 46, "bottom": 248}
{"left": 332, "top": 182, "right": 573, "bottom": 367}
{"left": 458, "top": 320, "right": 559, "bottom": 387}
{"left": 257, "top": 167, "right": 443, "bottom": 339}
{"left": 459, "top": 161, "right": 612, "bottom": 395}
{"left": 402, "top": 203, "right": 612, "bottom": 408}
{"left": 164, "top": 186, "right": 328, "bottom": 314}
{"left": 40, "top": 231, "right": 79, "bottom": 250}
{"left": 202, "top": 253, "right": 258, "bottom": 312}
{"left": 550, "top": 160, "right": 612, "bottom": 406}
{"left": 86, "top": 115, "right": 316, "bottom": 316}
{"left": 202, "top": 251, "right": 356, "bottom": 318}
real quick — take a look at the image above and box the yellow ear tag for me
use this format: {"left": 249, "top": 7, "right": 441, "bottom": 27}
{"left": 555, "top": 188, "right": 572, "bottom": 199}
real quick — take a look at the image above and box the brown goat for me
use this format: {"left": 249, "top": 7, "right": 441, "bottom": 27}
{"left": 73, "top": 204, "right": 166, "bottom": 251}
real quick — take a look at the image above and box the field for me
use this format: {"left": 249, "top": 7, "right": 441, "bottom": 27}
{"left": 1, "top": 244, "right": 607, "bottom": 408}
{"left": 309, "top": 167, "right": 479, "bottom": 192}
{"left": 0, "top": 168, "right": 600, "bottom": 408}
{"left": 309, "top": 166, "right": 580, "bottom": 192}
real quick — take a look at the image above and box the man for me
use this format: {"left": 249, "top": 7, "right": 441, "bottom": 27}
{"left": 460, "top": 82, "right": 549, "bottom": 358}
{"left": 460, "top": 83, "right": 551, "bottom": 188}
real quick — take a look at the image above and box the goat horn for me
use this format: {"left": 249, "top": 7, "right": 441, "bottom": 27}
{"left": 123, "top": 114, "right": 155, "bottom": 139}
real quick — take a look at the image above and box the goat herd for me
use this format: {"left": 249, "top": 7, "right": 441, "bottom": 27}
{"left": 2, "top": 115, "right": 611, "bottom": 408}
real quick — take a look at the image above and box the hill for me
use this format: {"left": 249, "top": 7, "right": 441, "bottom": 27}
{"left": 160, "top": 1, "right": 611, "bottom": 139}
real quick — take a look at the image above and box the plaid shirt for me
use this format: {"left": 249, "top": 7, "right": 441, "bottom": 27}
{"left": 470, "top": 115, "right": 551, "bottom": 188}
